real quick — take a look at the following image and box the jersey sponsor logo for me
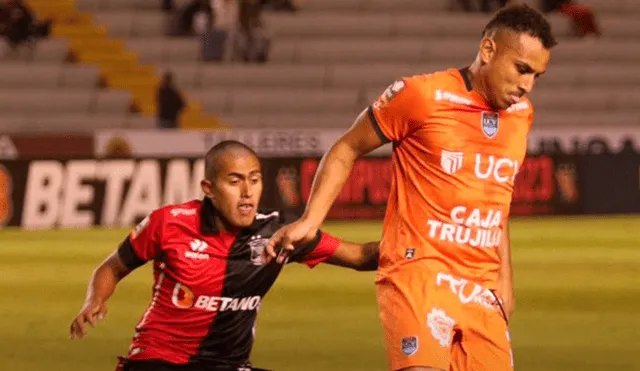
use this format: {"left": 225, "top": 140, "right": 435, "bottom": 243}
{"left": 171, "top": 283, "right": 196, "bottom": 309}
{"left": 248, "top": 235, "right": 268, "bottom": 266}
{"left": 378, "top": 79, "right": 406, "bottom": 106}
{"left": 426, "top": 308, "right": 455, "bottom": 348}
{"left": 130, "top": 215, "right": 150, "bottom": 240}
{"left": 436, "top": 272, "right": 497, "bottom": 310}
{"left": 481, "top": 112, "right": 499, "bottom": 138}
{"left": 434, "top": 89, "right": 473, "bottom": 106}
{"left": 186, "top": 239, "right": 209, "bottom": 260}
{"left": 170, "top": 208, "right": 197, "bottom": 217}
{"left": 427, "top": 206, "right": 503, "bottom": 249}
{"left": 440, "top": 150, "right": 464, "bottom": 175}
{"left": 474, "top": 154, "right": 519, "bottom": 183}
{"left": 506, "top": 100, "right": 530, "bottom": 112}
{"left": 171, "top": 283, "right": 262, "bottom": 312}
{"left": 401, "top": 336, "right": 419, "bottom": 356}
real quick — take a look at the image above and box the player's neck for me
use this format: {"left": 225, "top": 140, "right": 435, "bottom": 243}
{"left": 214, "top": 215, "right": 241, "bottom": 235}
{"left": 467, "top": 60, "right": 491, "bottom": 104}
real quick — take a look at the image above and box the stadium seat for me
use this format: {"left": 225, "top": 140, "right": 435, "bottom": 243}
{"left": 199, "top": 64, "right": 327, "bottom": 89}
{"left": 299, "top": 0, "right": 452, "bottom": 12}
{"left": 92, "top": 90, "right": 133, "bottom": 113}
{"left": 264, "top": 13, "right": 574, "bottom": 39}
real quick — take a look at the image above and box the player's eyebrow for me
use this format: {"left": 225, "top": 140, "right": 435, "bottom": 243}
{"left": 516, "top": 60, "right": 545, "bottom": 76}
{"left": 227, "top": 170, "right": 262, "bottom": 179}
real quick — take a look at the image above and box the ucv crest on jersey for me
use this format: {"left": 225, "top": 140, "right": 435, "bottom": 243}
{"left": 481, "top": 112, "right": 499, "bottom": 138}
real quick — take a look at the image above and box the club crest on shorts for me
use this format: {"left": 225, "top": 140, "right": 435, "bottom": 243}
{"left": 249, "top": 235, "right": 269, "bottom": 266}
{"left": 481, "top": 111, "right": 499, "bottom": 138}
{"left": 426, "top": 308, "right": 456, "bottom": 348}
{"left": 401, "top": 336, "right": 419, "bottom": 356}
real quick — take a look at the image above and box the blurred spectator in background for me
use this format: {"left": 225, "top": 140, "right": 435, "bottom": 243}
{"left": 456, "top": 0, "right": 509, "bottom": 13}
{"left": 202, "top": 0, "right": 237, "bottom": 61}
{"left": 162, "top": 0, "right": 174, "bottom": 12}
{"left": 261, "top": 0, "right": 298, "bottom": 12}
{"left": 235, "top": 0, "right": 270, "bottom": 63}
{"left": 203, "top": 0, "right": 270, "bottom": 63}
{"left": 177, "top": 0, "right": 213, "bottom": 36}
{"left": 540, "top": 0, "right": 601, "bottom": 38}
{"left": 156, "top": 72, "right": 186, "bottom": 129}
{"left": 0, "top": 0, "right": 50, "bottom": 57}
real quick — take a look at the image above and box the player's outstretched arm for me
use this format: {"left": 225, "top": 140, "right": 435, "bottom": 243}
{"left": 69, "top": 250, "right": 131, "bottom": 340}
{"left": 324, "top": 240, "right": 380, "bottom": 271}
{"left": 266, "top": 110, "right": 385, "bottom": 263}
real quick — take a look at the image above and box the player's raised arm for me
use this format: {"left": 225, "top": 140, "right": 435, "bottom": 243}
{"left": 267, "top": 77, "right": 426, "bottom": 263}
{"left": 69, "top": 213, "right": 162, "bottom": 339}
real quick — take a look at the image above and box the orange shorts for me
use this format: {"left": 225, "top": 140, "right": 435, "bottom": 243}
{"left": 376, "top": 267, "right": 513, "bottom": 371}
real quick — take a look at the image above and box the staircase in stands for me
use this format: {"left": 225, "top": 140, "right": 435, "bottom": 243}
{"left": 25, "top": 0, "right": 223, "bottom": 129}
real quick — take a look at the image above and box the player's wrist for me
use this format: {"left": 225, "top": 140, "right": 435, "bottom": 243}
{"left": 300, "top": 215, "right": 322, "bottom": 233}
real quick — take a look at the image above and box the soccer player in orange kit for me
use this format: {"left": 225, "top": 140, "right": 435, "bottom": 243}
{"left": 265, "top": 4, "right": 556, "bottom": 371}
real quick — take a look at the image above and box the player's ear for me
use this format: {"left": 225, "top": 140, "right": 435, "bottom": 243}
{"left": 201, "top": 179, "right": 214, "bottom": 198}
{"left": 479, "top": 37, "right": 497, "bottom": 64}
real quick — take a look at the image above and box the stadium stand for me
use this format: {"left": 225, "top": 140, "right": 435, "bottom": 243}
{"left": 0, "top": 0, "right": 221, "bottom": 132}
{"left": 1, "top": 0, "right": 639, "bottom": 132}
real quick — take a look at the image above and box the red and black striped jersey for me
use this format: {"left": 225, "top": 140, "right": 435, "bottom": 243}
{"left": 117, "top": 197, "right": 339, "bottom": 369}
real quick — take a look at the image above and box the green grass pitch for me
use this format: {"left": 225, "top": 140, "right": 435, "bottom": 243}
{"left": 1, "top": 216, "right": 639, "bottom": 371}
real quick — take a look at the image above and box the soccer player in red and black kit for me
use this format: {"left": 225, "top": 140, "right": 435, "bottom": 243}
{"left": 69, "top": 140, "right": 379, "bottom": 371}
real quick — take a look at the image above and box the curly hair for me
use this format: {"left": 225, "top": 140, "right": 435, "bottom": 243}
{"left": 482, "top": 3, "right": 558, "bottom": 49}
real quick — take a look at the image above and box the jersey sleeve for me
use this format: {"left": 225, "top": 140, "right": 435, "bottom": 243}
{"left": 288, "top": 231, "right": 341, "bottom": 269}
{"left": 368, "top": 75, "right": 430, "bottom": 143}
{"left": 117, "top": 210, "right": 163, "bottom": 270}
{"left": 272, "top": 210, "right": 340, "bottom": 269}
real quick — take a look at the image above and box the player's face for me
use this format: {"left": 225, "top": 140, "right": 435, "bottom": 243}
{"left": 201, "top": 153, "right": 263, "bottom": 229}
{"left": 483, "top": 32, "right": 551, "bottom": 110}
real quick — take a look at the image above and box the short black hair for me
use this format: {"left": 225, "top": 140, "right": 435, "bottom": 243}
{"left": 204, "top": 140, "right": 259, "bottom": 180}
{"left": 482, "top": 3, "right": 557, "bottom": 49}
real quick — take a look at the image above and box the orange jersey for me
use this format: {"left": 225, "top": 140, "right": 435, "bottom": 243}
{"left": 369, "top": 68, "right": 533, "bottom": 289}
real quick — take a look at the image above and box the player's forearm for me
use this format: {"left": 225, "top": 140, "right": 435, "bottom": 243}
{"left": 302, "top": 141, "right": 358, "bottom": 228}
{"left": 85, "top": 255, "right": 129, "bottom": 304}
{"left": 357, "top": 241, "right": 380, "bottom": 271}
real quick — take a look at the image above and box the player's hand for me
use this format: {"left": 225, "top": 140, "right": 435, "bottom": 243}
{"left": 69, "top": 300, "right": 108, "bottom": 340}
{"left": 265, "top": 218, "right": 318, "bottom": 264}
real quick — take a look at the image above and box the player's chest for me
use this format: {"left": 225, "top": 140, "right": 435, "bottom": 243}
{"left": 159, "top": 231, "right": 280, "bottom": 295}
{"left": 411, "top": 108, "right": 529, "bottom": 183}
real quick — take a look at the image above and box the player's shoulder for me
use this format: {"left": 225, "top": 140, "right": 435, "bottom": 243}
{"left": 252, "top": 208, "right": 300, "bottom": 235}
{"left": 395, "top": 68, "right": 469, "bottom": 97}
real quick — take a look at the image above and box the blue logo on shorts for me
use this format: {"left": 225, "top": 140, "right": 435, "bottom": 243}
{"left": 401, "top": 336, "right": 419, "bottom": 356}
{"left": 481, "top": 112, "right": 499, "bottom": 138}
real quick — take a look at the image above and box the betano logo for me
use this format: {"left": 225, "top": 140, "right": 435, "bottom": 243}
{"left": 171, "top": 283, "right": 261, "bottom": 312}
